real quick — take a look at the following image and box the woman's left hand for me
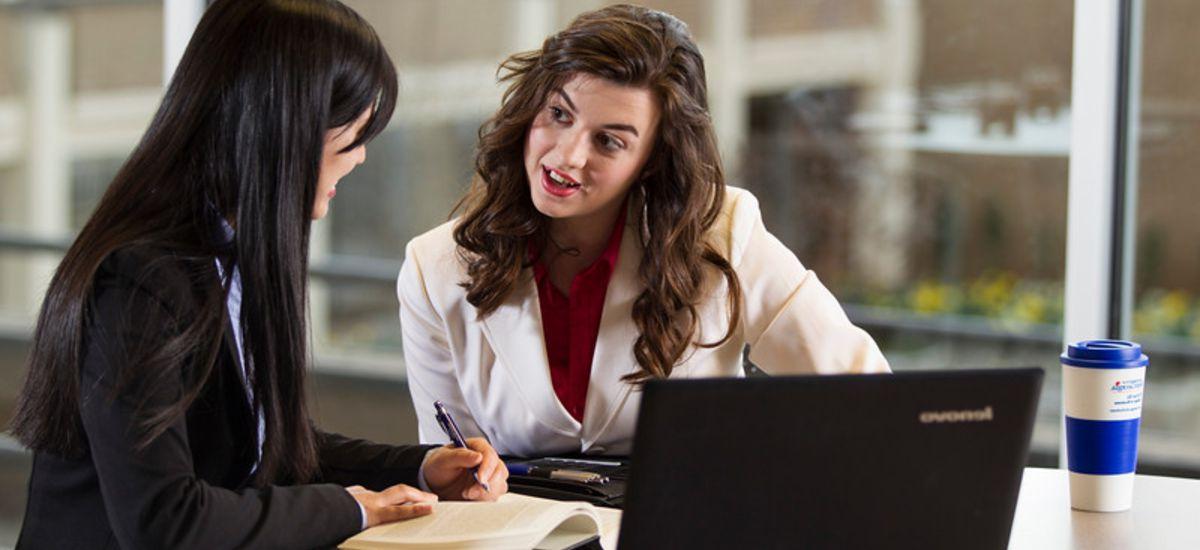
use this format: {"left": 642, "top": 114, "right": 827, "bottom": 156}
{"left": 422, "top": 437, "right": 508, "bottom": 501}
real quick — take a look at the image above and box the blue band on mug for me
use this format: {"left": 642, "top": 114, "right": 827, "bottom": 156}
{"left": 1065, "top": 416, "right": 1140, "bottom": 475}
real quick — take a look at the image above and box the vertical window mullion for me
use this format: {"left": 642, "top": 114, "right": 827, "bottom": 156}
{"left": 163, "top": 0, "right": 206, "bottom": 84}
{"left": 1063, "top": 0, "right": 1132, "bottom": 466}
{"left": 1115, "top": 0, "right": 1144, "bottom": 341}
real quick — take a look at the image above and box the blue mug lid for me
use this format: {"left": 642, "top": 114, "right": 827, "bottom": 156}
{"left": 1061, "top": 339, "right": 1149, "bottom": 368}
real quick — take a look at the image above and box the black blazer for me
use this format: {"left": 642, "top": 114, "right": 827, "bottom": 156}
{"left": 17, "top": 247, "right": 436, "bottom": 550}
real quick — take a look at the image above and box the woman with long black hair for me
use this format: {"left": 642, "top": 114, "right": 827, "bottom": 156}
{"left": 10, "top": 1, "right": 506, "bottom": 548}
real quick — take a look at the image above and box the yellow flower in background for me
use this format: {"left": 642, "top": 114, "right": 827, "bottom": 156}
{"left": 968, "top": 272, "right": 1016, "bottom": 316}
{"left": 868, "top": 277, "right": 1200, "bottom": 337}
{"left": 1161, "top": 291, "right": 1190, "bottom": 326}
{"left": 1134, "top": 309, "right": 1153, "bottom": 334}
{"left": 1133, "top": 289, "right": 1194, "bottom": 336}
{"left": 1010, "top": 291, "right": 1048, "bottom": 324}
{"left": 911, "top": 281, "right": 960, "bottom": 314}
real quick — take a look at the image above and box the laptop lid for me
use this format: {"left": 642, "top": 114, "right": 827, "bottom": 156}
{"left": 618, "top": 368, "right": 1043, "bottom": 550}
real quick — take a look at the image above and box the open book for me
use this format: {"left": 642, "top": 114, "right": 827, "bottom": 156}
{"left": 339, "top": 493, "right": 622, "bottom": 550}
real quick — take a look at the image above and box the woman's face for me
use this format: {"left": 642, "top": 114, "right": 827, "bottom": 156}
{"left": 314, "top": 108, "right": 372, "bottom": 220}
{"left": 524, "top": 74, "right": 660, "bottom": 228}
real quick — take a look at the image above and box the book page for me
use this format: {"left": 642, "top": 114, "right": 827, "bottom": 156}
{"left": 349, "top": 493, "right": 596, "bottom": 545}
{"left": 594, "top": 506, "right": 622, "bottom": 550}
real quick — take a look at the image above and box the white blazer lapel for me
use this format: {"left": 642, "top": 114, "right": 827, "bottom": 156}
{"left": 478, "top": 272, "right": 580, "bottom": 436}
{"left": 581, "top": 220, "right": 643, "bottom": 449}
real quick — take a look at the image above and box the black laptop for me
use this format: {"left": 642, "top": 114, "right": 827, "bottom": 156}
{"left": 617, "top": 368, "right": 1043, "bottom": 550}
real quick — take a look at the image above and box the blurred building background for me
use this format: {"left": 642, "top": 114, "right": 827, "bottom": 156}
{"left": 1, "top": 0, "right": 1197, "bottom": 545}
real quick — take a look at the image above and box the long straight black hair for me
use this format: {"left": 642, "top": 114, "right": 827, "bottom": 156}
{"left": 10, "top": 0, "right": 396, "bottom": 486}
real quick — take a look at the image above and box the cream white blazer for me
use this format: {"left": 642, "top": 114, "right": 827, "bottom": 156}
{"left": 397, "top": 187, "right": 890, "bottom": 457}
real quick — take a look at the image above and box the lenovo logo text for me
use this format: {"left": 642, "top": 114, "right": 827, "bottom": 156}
{"left": 919, "top": 406, "right": 994, "bottom": 424}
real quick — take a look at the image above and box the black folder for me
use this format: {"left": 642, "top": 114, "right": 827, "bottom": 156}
{"left": 505, "top": 456, "right": 628, "bottom": 508}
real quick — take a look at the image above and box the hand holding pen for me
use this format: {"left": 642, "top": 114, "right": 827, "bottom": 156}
{"left": 424, "top": 401, "right": 508, "bottom": 501}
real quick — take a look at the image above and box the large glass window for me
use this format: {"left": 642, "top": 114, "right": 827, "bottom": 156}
{"left": 0, "top": 2, "right": 164, "bottom": 543}
{"left": 0, "top": 0, "right": 164, "bottom": 395}
{"left": 1130, "top": 0, "right": 1200, "bottom": 473}
{"left": 740, "top": 0, "right": 1073, "bottom": 465}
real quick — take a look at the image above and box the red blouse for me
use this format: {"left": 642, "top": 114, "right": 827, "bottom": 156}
{"left": 530, "top": 210, "right": 626, "bottom": 422}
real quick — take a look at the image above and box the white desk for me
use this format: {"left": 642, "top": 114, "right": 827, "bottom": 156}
{"left": 1008, "top": 467, "right": 1200, "bottom": 549}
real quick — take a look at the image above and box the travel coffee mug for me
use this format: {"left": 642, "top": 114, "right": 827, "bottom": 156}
{"left": 1061, "top": 339, "right": 1148, "bottom": 512}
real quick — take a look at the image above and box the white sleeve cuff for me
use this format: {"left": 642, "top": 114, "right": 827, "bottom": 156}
{"left": 417, "top": 447, "right": 437, "bottom": 493}
{"left": 348, "top": 447, "right": 439, "bottom": 531}
{"left": 343, "top": 487, "right": 369, "bottom": 530}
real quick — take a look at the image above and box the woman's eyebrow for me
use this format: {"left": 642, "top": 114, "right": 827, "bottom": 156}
{"left": 555, "top": 88, "right": 578, "bottom": 112}
{"left": 602, "top": 123, "right": 639, "bottom": 137}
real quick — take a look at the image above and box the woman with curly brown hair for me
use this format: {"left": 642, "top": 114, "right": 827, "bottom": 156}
{"left": 397, "top": 4, "right": 890, "bottom": 457}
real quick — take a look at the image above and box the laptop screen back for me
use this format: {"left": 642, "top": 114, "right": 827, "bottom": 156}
{"left": 618, "top": 368, "right": 1043, "bottom": 550}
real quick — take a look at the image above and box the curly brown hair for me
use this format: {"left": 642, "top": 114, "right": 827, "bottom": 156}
{"left": 453, "top": 4, "right": 741, "bottom": 382}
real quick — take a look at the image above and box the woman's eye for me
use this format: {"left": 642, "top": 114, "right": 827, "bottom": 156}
{"left": 549, "top": 106, "right": 569, "bottom": 123}
{"left": 598, "top": 133, "right": 625, "bottom": 151}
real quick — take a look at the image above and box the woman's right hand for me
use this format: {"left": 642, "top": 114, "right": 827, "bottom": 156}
{"left": 346, "top": 484, "right": 437, "bottom": 528}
